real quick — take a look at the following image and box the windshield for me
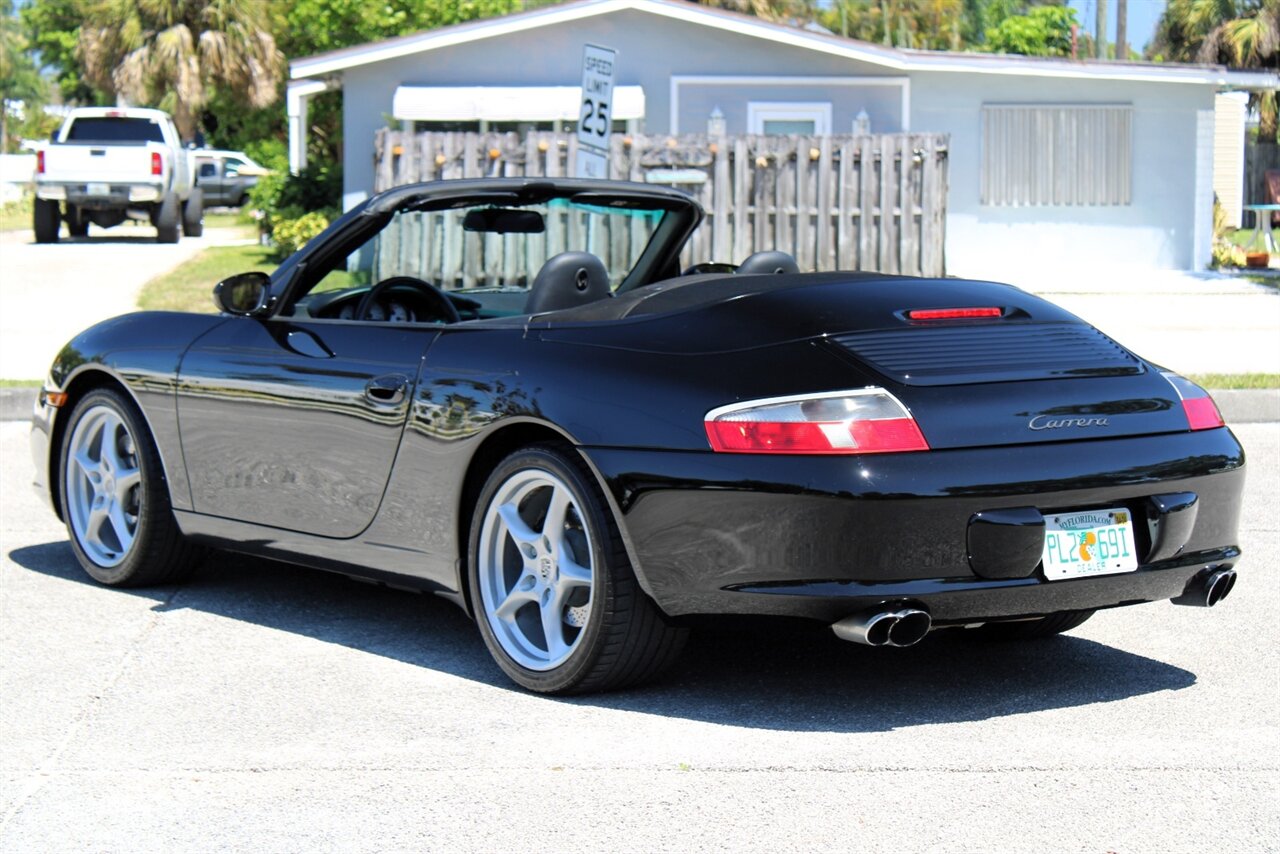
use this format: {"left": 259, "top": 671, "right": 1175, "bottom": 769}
{"left": 360, "top": 198, "right": 667, "bottom": 292}
{"left": 64, "top": 117, "right": 164, "bottom": 144}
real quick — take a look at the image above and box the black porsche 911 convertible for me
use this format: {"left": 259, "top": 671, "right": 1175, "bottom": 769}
{"left": 31, "top": 177, "right": 1244, "bottom": 694}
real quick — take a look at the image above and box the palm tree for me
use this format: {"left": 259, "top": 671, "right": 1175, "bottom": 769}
{"left": 1152, "top": 0, "right": 1278, "bottom": 139}
{"left": 0, "top": 0, "right": 45, "bottom": 153}
{"left": 78, "top": 0, "right": 283, "bottom": 141}
{"left": 1198, "top": 2, "right": 1279, "bottom": 138}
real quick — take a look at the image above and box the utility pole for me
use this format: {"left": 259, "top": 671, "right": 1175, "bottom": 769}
{"left": 1096, "top": 0, "right": 1108, "bottom": 58}
{"left": 1116, "top": 0, "right": 1128, "bottom": 60}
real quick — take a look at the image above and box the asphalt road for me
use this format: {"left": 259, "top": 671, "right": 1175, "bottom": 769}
{"left": 1, "top": 420, "right": 1276, "bottom": 852}
{"left": 0, "top": 225, "right": 252, "bottom": 381}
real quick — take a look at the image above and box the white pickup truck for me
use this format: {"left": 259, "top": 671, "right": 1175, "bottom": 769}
{"left": 33, "top": 107, "right": 203, "bottom": 244}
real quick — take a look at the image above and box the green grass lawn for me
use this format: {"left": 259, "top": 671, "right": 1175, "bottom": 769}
{"left": 0, "top": 198, "right": 32, "bottom": 232}
{"left": 138, "top": 242, "right": 280, "bottom": 313}
{"left": 1227, "top": 224, "right": 1278, "bottom": 251}
{"left": 1189, "top": 373, "right": 1280, "bottom": 390}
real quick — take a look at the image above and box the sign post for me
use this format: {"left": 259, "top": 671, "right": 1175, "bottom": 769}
{"left": 575, "top": 44, "right": 616, "bottom": 179}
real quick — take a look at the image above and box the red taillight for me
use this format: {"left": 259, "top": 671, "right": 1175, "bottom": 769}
{"left": 151, "top": 152, "right": 163, "bottom": 175}
{"left": 907, "top": 307, "right": 1003, "bottom": 320}
{"left": 36, "top": 151, "right": 45, "bottom": 174}
{"left": 1163, "top": 372, "right": 1224, "bottom": 431}
{"left": 705, "top": 389, "right": 930, "bottom": 455}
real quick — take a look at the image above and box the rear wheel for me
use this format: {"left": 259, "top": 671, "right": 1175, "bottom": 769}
{"left": 59, "top": 388, "right": 202, "bottom": 587}
{"left": 182, "top": 187, "right": 204, "bottom": 236}
{"left": 33, "top": 198, "right": 60, "bottom": 243}
{"left": 975, "top": 609, "right": 1095, "bottom": 640}
{"left": 469, "top": 445, "right": 687, "bottom": 694}
{"left": 66, "top": 205, "right": 89, "bottom": 237}
{"left": 155, "top": 193, "right": 180, "bottom": 243}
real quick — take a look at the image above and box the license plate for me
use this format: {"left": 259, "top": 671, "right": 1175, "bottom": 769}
{"left": 1042, "top": 507, "right": 1138, "bottom": 580}
{"left": 86, "top": 182, "right": 110, "bottom": 196}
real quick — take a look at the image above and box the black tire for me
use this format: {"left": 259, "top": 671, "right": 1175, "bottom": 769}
{"left": 66, "top": 205, "right": 89, "bottom": 237}
{"left": 155, "top": 193, "right": 180, "bottom": 243}
{"left": 237, "top": 193, "right": 250, "bottom": 208}
{"left": 182, "top": 187, "right": 204, "bottom": 236}
{"left": 33, "top": 198, "right": 60, "bottom": 243}
{"left": 468, "top": 444, "right": 688, "bottom": 694}
{"left": 975, "top": 609, "right": 1096, "bottom": 641}
{"left": 58, "top": 387, "right": 202, "bottom": 587}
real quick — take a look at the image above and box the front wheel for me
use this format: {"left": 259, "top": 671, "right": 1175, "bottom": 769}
{"left": 59, "top": 388, "right": 202, "bottom": 587}
{"left": 469, "top": 445, "right": 687, "bottom": 694}
{"left": 182, "top": 187, "right": 204, "bottom": 236}
{"left": 155, "top": 193, "right": 180, "bottom": 243}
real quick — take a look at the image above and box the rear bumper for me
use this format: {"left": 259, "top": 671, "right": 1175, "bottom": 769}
{"left": 582, "top": 427, "right": 1245, "bottom": 621}
{"left": 35, "top": 181, "right": 162, "bottom": 206}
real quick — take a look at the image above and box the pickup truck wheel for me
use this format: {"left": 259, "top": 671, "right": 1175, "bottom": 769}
{"left": 155, "top": 193, "right": 180, "bottom": 243}
{"left": 33, "top": 199, "right": 60, "bottom": 243}
{"left": 182, "top": 188, "right": 204, "bottom": 237}
{"left": 66, "top": 205, "right": 89, "bottom": 237}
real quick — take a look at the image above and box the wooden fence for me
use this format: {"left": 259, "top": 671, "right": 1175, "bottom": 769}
{"left": 373, "top": 128, "right": 949, "bottom": 278}
{"left": 1245, "top": 142, "right": 1279, "bottom": 225}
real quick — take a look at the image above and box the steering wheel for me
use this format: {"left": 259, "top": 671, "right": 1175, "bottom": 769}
{"left": 355, "top": 276, "right": 461, "bottom": 324}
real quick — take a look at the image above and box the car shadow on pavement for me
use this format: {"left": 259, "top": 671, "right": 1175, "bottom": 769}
{"left": 10, "top": 541, "right": 1196, "bottom": 733}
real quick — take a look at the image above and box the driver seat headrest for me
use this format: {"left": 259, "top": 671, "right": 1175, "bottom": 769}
{"left": 524, "top": 252, "right": 610, "bottom": 315}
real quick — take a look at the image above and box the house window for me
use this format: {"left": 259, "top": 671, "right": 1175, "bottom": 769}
{"left": 981, "top": 104, "right": 1132, "bottom": 206}
{"left": 747, "top": 102, "right": 832, "bottom": 135}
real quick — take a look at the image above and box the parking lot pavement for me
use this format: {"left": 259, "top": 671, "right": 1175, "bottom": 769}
{"left": 0, "top": 225, "right": 252, "bottom": 381}
{"left": 1, "top": 420, "right": 1277, "bottom": 852}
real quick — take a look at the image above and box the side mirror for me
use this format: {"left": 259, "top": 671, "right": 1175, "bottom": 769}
{"left": 213, "top": 272, "right": 272, "bottom": 316}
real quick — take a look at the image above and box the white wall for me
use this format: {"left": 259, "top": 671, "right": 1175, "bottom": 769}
{"left": 912, "top": 73, "right": 1214, "bottom": 277}
{"left": 0, "top": 154, "right": 35, "bottom": 203}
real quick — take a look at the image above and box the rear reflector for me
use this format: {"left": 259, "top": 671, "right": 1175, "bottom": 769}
{"left": 907, "top": 307, "right": 1003, "bottom": 320}
{"left": 705, "top": 388, "right": 930, "bottom": 455}
{"left": 1162, "top": 372, "right": 1224, "bottom": 431}
{"left": 151, "top": 152, "right": 163, "bottom": 175}
{"left": 36, "top": 150, "right": 45, "bottom": 174}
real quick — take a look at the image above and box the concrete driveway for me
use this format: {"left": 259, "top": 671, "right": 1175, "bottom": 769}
{"left": 1, "top": 420, "right": 1276, "bottom": 851}
{"left": 0, "top": 223, "right": 252, "bottom": 380}
{"left": 1007, "top": 269, "right": 1280, "bottom": 377}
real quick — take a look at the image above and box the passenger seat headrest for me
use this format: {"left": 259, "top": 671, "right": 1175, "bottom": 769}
{"left": 736, "top": 251, "right": 800, "bottom": 275}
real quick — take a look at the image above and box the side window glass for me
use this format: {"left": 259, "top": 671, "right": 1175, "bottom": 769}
{"left": 198, "top": 162, "right": 217, "bottom": 178}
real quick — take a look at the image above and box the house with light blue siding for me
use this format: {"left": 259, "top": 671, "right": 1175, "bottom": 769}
{"left": 287, "top": 0, "right": 1275, "bottom": 278}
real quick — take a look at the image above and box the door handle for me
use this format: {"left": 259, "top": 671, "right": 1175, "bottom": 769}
{"left": 365, "top": 374, "right": 408, "bottom": 405}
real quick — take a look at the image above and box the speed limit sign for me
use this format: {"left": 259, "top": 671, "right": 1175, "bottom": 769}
{"left": 576, "top": 44, "right": 615, "bottom": 179}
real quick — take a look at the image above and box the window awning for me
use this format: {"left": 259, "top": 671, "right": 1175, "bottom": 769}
{"left": 391, "top": 85, "right": 645, "bottom": 122}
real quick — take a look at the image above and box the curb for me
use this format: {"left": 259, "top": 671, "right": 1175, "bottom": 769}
{"left": 2, "top": 385, "right": 1277, "bottom": 424}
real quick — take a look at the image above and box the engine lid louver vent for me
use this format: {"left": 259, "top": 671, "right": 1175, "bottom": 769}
{"left": 830, "top": 322, "right": 1142, "bottom": 386}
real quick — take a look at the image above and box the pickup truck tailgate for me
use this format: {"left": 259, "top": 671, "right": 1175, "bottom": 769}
{"left": 41, "top": 143, "right": 163, "bottom": 183}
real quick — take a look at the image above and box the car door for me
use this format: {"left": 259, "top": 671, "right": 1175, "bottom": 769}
{"left": 196, "top": 159, "right": 223, "bottom": 204}
{"left": 177, "top": 317, "right": 436, "bottom": 538}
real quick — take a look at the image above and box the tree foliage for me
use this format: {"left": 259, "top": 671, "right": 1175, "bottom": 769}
{"left": 77, "top": 0, "right": 284, "bottom": 139}
{"left": 1, "top": 0, "right": 48, "bottom": 152}
{"left": 1151, "top": 0, "right": 1279, "bottom": 139}
{"left": 984, "top": 4, "right": 1078, "bottom": 56}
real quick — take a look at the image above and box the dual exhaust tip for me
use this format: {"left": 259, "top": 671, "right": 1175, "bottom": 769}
{"left": 832, "top": 608, "right": 931, "bottom": 647}
{"left": 1172, "top": 567, "right": 1237, "bottom": 608}
{"left": 833, "top": 567, "right": 1237, "bottom": 645}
